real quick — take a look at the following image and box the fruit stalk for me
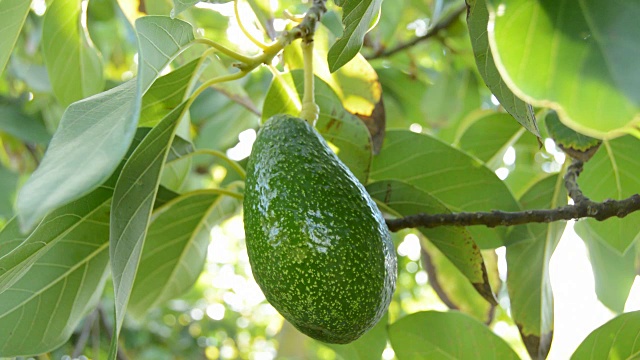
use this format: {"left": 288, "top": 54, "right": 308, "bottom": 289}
{"left": 300, "top": 39, "right": 319, "bottom": 125}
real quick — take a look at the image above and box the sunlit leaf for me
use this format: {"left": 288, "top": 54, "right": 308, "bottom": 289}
{"left": 370, "top": 130, "right": 520, "bottom": 249}
{"left": 129, "top": 190, "right": 239, "bottom": 318}
{"left": 0, "top": 0, "right": 32, "bottom": 75}
{"left": 389, "top": 311, "right": 520, "bottom": 359}
{"left": 579, "top": 136, "right": 640, "bottom": 253}
{"left": 466, "top": 0, "right": 539, "bottom": 138}
{"left": 575, "top": 221, "right": 636, "bottom": 313}
{"left": 367, "top": 180, "right": 495, "bottom": 303}
{"left": 487, "top": 0, "right": 640, "bottom": 139}
{"left": 572, "top": 311, "right": 640, "bottom": 360}
{"left": 0, "top": 201, "right": 110, "bottom": 356}
{"left": 43, "top": 0, "right": 104, "bottom": 106}
{"left": 328, "top": 0, "right": 382, "bottom": 72}
{"left": 506, "top": 174, "right": 567, "bottom": 360}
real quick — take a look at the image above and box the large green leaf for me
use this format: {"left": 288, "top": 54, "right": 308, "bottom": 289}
{"left": 486, "top": 0, "right": 640, "bottom": 139}
{"left": 325, "top": 313, "right": 388, "bottom": 360}
{"left": 0, "top": 185, "right": 112, "bottom": 294}
{"left": 0, "top": 202, "right": 110, "bottom": 357}
{"left": 578, "top": 135, "right": 640, "bottom": 253}
{"left": 328, "top": 0, "right": 382, "bottom": 72}
{"left": 16, "top": 80, "right": 137, "bottom": 232}
{"left": 506, "top": 174, "right": 567, "bottom": 360}
{"left": 571, "top": 311, "right": 640, "bottom": 360}
{"left": 262, "top": 71, "right": 373, "bottom": 183}
{"left": 0, "top": 0, "right": 31, "bottom": 75}
{"left": 128, "top": 190, "right": 239, "bottom": 318}
{"left": 466, "top": 0, "right": 539, "bottom": 138}
{"left": 110, "top": 101, "right": 188, "bottom": 342}
{"left": 575, "top": 221, "right": 636, "bottom": 313}
{"left": 370, "top": 130, "right": 520, "bottom": 249}
{"left": 16, "top": 16, "right": 196, "bottom": 232}
{"left": 0, "top": 128, "right": 156, "bottom": 293}
{"left": 42, "top": 0, "right": 104, "bottom": 106}
{"left": 388, "top": 311, "right": 520, "bottom": 359}
{"left": 455, "top": 110, "right": 524, "bottom": 165}
{"left": 367, "top": 180, "right": 495, "bottom": 304}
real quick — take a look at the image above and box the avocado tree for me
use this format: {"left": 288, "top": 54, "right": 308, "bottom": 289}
{"left": 0, "top": 0, "right": 639, "bottom": 359}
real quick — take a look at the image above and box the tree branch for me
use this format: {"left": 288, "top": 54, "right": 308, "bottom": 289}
{"left": 385, "top": 159, "right": 640, "bottom": 232}
{"left": 366, "top": 4, "right": 466, "bottom": 60}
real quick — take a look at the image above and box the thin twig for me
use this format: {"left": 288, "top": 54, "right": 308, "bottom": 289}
{"left": 366, "top": 4, "right": 466, "bottom": 59}
{"left": 386, "top": 158, "right": 640, "bottom": 231}
{"left": 386, "top": 194, "right": 640, "bottom": 231}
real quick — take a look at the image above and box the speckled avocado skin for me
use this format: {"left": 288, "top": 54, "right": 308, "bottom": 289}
{"left": 243, "top": 115, "right": 396, "bottom": 344}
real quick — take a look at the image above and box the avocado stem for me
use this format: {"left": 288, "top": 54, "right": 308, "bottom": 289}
{"left": 300, "top": 40, "right": 319, "bottom": 125}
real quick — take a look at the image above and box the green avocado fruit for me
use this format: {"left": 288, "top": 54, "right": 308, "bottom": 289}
{"left": 243, "top": 114, "right": 397, "bottom": 344}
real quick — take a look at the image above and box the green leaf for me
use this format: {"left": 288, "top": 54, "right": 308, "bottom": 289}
{"left": 17, "top": 16, "right": 196, "bottom": 232}
{"left": 571, "top": 311, "right": 640, "bottom": 360}
{"left": 545, "top": 110, "right": 601, "bottom": 162}
{"left": 421, "top": 240, "right": 497, "bottom": 323}
{"left": 367, "top": 180, "right": 495, "bottom": 304}
{"left": 327, "top": 0, "right": 382, "bottom": 72}
{"left": 16, "top": 80, "right": 137, "bottom": 232}
{"left": 128, "top": 190, "right": 239, "bottom": 318}
{"left": 466, "top": 0, "right": 539, "bottom": 138}
{"left": 0, "top": 185, "right": 112, "bottom": 294}
{"left": 135, "top": 16, "right": 195, "bottom": 94}
{"left": 506, "top": 174, "right": 567, "bottom": 360}
{"left": 0, "top": 201, "right": 110, "bottom": 357}
{"left": 486, "top": 0, "right": 640, "bottom": 139}
{"left": 0, "top": 166, "right": 18, "bottom": 219}
{"left": 139, "top": 58, "right": 201, "bottom": 128}
{"left": 325, "top": 312, "right": 388, "bottom": 360}
{"left": 575, "top": 221, "right": 636, "bottom": 313}
{"left": 0, "top": 0, "right": 31, "bottom": 75}
{"left": 110, "top": 101, "right": 188, "bottom": 341}
{"left": 455, "top": 110, "right": 524, "bottom": 165}
{"left": 42, "top": 0, "right": 104, "bottom": 106}
{"left": 262, "top": 71, "right": 373, "bottom": 183}
{"left": 578, "top": 135, "right": 640, "bottom": 253}
{"left": 388, "top": 311, "right": 520, "bottom": 359}
{"left": 370, "top": 130, "right": 520, "bottom": 249}
{"left": 0, "top": 102, "right": 51, "bottom": 144}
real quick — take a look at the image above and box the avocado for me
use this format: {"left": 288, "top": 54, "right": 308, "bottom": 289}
{"left": 243, "top": 114, "right": 396, "bottom": 344}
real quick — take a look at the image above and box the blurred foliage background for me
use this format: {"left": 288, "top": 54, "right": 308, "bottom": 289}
{"left": 0, "top": 0, "right": 586, "bottom": 359}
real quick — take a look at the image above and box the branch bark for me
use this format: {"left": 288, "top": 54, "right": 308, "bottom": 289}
{"left": 385, "top": 159, "right": 640, "bottom": 232}
{"left": 366, "top": 4, "right": 466, "bottom": 60}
